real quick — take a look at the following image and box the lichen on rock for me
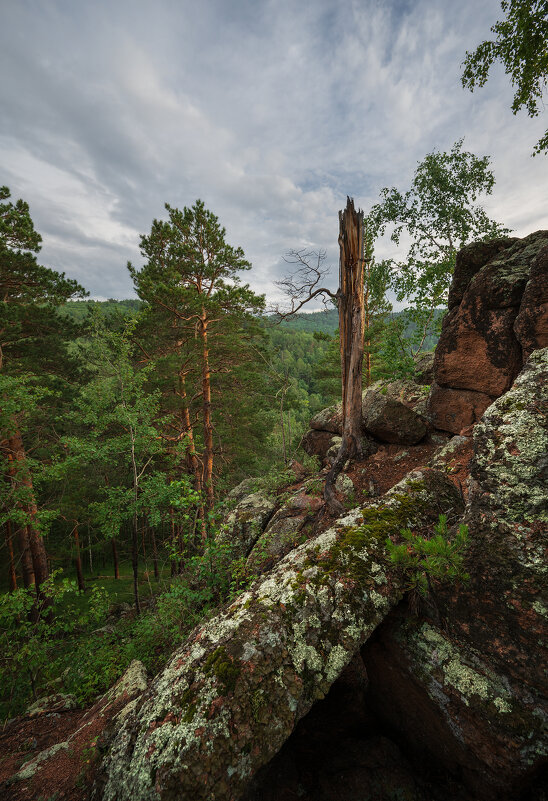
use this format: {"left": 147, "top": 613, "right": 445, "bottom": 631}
{"left": 97, "top": 470, "right": 461, "bottom": 801}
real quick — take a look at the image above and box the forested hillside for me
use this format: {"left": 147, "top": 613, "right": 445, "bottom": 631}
{"left": 0, "top": 154, "right": 506, "bottom": 729}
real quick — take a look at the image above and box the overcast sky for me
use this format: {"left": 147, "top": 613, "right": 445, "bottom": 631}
{"left": 2, "top": 0, "right": 547, "bottom": 306}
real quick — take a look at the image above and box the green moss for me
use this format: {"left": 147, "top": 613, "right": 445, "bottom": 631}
{"left": 203, "top": 646, "right": 241, "bottom": 695}
{"left": 179, "top": 687, "right": 197, "bottom": 722}
{"left": 251, "top": 688, "right": 267, "bottom": 722}
{"left": 316, "top": 487, "right": 428, "bottom": 583}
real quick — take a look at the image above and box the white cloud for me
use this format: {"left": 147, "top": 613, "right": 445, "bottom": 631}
{"left": 1, "top": 0, "right": 546, "bottom": 302}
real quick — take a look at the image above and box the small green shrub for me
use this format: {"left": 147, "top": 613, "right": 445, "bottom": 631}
{"left": 385, "top": 514, "right": 469, "bottom": 597}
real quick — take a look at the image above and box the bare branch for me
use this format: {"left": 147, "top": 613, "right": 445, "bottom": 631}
{"left": 269, "top": 249, "right": 338, "bottom": 320}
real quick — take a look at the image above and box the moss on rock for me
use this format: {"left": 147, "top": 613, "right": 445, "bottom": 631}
{"left": 98, "top": 470, "right": 461, "bottom": 801}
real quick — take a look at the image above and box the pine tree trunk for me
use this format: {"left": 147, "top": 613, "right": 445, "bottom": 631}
{"left": 325, "top": 197, "right": 365, "bottom": 513}
{"left": 179, "top": 372, "right": 202, "bottom": 492}
{"left": 112, "top": 538, "right": 120, "bottom": 579}
{"left": 15, "top": 523, "right": 34, "bottom": 587}
{"left": 5, "top": 520, "right": 17, "bottom": 591}
{"left": 170, "top": 508, "right": 177, "bottom": 577}
{"left": 132, "top": 515, "right": 141, "bottom": 615}
{"left": 179, "top": 371, "right": 207, "bottom": 543}
{"left": 74, "top": 524, "right": 85, "bottom": 592}
{"left": 6, "top": 429, "right": 49, "bottom": 589}
{"left": 200, "top": 311, "right": 215, "bottom": 515}
{"left": 151, "top": 528, "right": 159, "bottom": 581}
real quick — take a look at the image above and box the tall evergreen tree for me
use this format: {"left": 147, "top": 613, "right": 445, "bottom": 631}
{"left": 129, "top": 200, "right": 266, "bottom": 510}
{"left": 0, "top": 187, "right": 85, "bottom": 596}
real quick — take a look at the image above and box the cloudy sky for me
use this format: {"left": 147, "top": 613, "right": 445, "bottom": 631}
{"left": 2, "top": 0, "right": 547, "bottom": 305}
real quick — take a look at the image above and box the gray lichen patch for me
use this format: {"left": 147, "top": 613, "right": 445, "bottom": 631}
{"left": 99, "top": 470, "right": 460, "bottom": 801}
{"left": 471, "top": 348, "right": 548, "bottom": 523}
{"left": 11, "top": 741, "right": 70, "bottom": 783}
{"left": 396, "top": 621, "right": 548, "bottom": 766}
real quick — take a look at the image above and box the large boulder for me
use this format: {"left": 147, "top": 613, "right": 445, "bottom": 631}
{"left": 413, "top": 351, "right": 435, "bottom": 385}
{"left": 363, "top": 349, "right": 548, "bottom": 800}
{"left": 97, "top": 470, "right": 463, "bottom": 801}
{"left": 362, "top": 380, "right": 428, "bottom": 445}
{"left": 246, "top": 489, "right": 324, "bottom": 576}
{"left": 432, "top": 231, "right": 548, "bottom": 433}
{"left": 309, "top": 403, "right": 343, "bottom": 434}
{"left": 217, "top": 492, "right": 276, "bottom": 558}
{"left": 302, "top": 429, "right": 339, "bottom": 460}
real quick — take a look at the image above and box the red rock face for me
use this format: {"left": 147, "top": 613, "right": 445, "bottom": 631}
{"left": 302, "top": 429, "right": 335, "bottom": 459}
{"left": 428, "top": 383, "right": 493, "bottom": 434}
{"left": 434, "top": 305, "right": 522, "bottom": 396}
{"left": 514, "top": 244, "right": 548, "bottom": 358}
{"left": 364, "top": 350, "right": 548, "bottom": 801}
{"left": 432, "top": 231, "right": 548, "bottom": 433}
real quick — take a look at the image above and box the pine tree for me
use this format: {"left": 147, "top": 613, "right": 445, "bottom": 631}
{"left": 129, "top": 200, "right": 266, "bottom": 511}
{"left": 0, "top": 187, "right": 85, "bottom": 597}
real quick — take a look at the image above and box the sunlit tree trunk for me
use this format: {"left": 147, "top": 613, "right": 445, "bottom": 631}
{"left": 7, "top": 429, "right": 49, "bottom": 589}
{"left": 199, "top": 310, "right": 215, "bottom": 515}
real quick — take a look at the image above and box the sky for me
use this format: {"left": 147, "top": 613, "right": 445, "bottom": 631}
{"left": 1, "top": 0, "right": 547, "bottom": 307}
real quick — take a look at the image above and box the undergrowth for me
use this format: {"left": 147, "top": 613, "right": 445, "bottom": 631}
{"left": 0, "top": 540, "right": 247, "bottom": 721}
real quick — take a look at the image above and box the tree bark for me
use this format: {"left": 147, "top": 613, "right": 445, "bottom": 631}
{"left": 6, "top": 429, "right": 49, "bottom": 589}
{"left": 5, "top": 520, "right": 17, "bottom": 591}
{"left": 74, "top": 524, "right": 85, "bottom": 592}
{"left": 325, "top": 198, "right": 365, "bottom": 513}
{"left": 112, "top": 538, "right": 120, "bottom": 580}
{"left": 200, "top": 310, "right": 215, "bottom": 516}
{"left": 179, "top": 370, "right": 208, "bottom": 544}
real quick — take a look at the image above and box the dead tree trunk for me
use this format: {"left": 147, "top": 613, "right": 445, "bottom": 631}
{"left": 325, "top": 197, "right": 365, "bottom": 513}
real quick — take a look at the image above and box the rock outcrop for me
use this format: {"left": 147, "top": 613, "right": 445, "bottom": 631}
{"left": 429, "top": 231, "right": 548, "bottom": 433}
{"left": 4, "top": 661, "right": 148, "bottom": 798}
{"left": 363, "top": 349, "right": 548, "bottom": 799}
{"left": 304, "top": 379, "right": 429, "bottom": 462}
{"left": 362, "top": 380, "right": 428, "bottom": 445}
{"left": 89, "top": 234, "right": 547, "bottom": 801}
{"left": 97, "top": 471, "right": 462, "bottom": 801}
{"left": 216, "top": 492, "right": 276, "bottom": 558}
{"left": 246, "top": 487, "right": 323, "bottom": 576}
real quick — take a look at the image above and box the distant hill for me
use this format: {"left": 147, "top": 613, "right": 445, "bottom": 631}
{"left": 274, "top": 309, "right": 339, "bottom": 335}
{"left": 61, "top": 299, "right": 143, "bottom": 321}
{"left": 63, "top": 300, "right": 443, "bottom": 352}
{"left": 272, "top": 307, "right": 444, "bottom": 348}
